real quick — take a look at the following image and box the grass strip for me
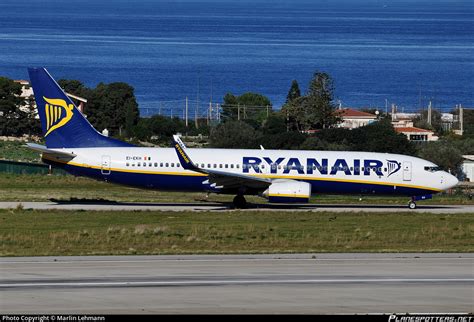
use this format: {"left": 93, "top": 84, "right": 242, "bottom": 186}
{"left": 1, "top": 209, "right": 472, "bottom": 256}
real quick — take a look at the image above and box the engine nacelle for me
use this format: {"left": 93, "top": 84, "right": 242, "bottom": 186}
{"left": 262, "top": 180, "right": 311, "bottom": 203}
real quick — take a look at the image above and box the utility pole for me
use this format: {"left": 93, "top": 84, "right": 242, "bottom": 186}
{"left": 208, "top": 101, "right": 212, "bottom": 125}
{"left": 385, "top": 99, "right": 388, "bottom": 115}
{"left": 237, "top": 104, "right": 240, "bottom": 121}
{"left": 185, "top": 97, "right": 188, "bottom": 127}
{"left": 266, "top": 105, "right": 269, "bottom": 118}
{"left": 460, "top": 104, "right": 464, "bottom": 135}
{"left": 427, "top": 101, "right": 432, "bottom": 126}
{"left": 391, "top": 103, "right": 396, "bottom": 121}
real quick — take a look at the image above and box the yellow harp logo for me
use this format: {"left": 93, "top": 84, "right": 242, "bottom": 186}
{"left": 43, "top": 97, "right": 74, "bottom": 137}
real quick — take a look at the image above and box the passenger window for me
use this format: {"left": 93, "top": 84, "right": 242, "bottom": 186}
{"left": 230, "top": 164, "right": 234, "bottom": 169}
{"left": 165, "top": 163, "right": 169, "bottom": 167}
{"left": 214, "top": 164, "right": 217, "bottom": 168}
{"left": 236, "top": 164, "right": 240, "bottom": 169}
{"left": 126, "top": 163, "right": 129, "bottom": 167}
{"left": 137, "top": 162, "right": 140, "bottom": 167}
{"left": 154, "top": 163, "right": 158, "bottom": 167}
{"left": 219, "top": 164, "right": 223, "bottom": 168}
{"left": 160, "top": 163, "right": 163, "bottom": 167}
{"left": 207, "top": 164, "right": 211, "bottom": 168}
{"left": 201, "top": 164, "right": 205, "bottom": 168}
{"left": 171, "top": 163, "right": 174, "bottom": 167}
{"left": 132, "top": 164, "right": 135, "bottom": 167}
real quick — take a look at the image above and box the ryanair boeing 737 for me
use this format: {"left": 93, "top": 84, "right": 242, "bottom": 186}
{"left": 26, "top": 68, "right": 458, "bottom": 209}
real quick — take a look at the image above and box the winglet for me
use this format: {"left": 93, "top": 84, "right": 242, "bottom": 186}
{"left": 172, "top": 135, "right": 198, "bottom": 171}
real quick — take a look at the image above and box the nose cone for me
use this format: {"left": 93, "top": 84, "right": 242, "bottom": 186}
{"left": 443, "top": 172, "right": 459, "bottom": 190}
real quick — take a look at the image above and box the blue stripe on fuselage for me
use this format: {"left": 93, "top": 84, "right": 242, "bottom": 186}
{"left": 44, "top": 159, "right": 437, "bottom": 196}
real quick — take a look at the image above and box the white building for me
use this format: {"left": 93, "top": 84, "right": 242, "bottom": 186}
{"left": 462, "top": 155, "right": 474, "bottom": 182}
{"left": 338, "top": 108, "right": 377, "bottom": 129}
{"left": 393, "top": 126, "right": 439, "bottom": 142}
{"left": 14, "top": 80, "right": 35, "bottom": 112}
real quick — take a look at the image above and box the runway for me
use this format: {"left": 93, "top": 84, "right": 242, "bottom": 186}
{"left": 1, "top": 201, "right": 473, "bottom": 213}
{"left": 1, "top": 254, "right": 473, "bottom": 314}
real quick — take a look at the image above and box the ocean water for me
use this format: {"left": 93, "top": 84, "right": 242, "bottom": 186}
{"left": 0, "top": 0, "right": 472, "bottom": 115}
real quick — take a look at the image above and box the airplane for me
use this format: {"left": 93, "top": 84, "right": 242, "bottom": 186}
{"left": 26, "top": 67, "right": 459, "bottom": 209}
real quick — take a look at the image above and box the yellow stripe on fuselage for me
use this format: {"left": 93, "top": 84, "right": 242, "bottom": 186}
{"left": 41, "top": 155, "right": 441, "bottom": 192}
{"left": 268, "top": 194, "right": 309, "bottom": 198}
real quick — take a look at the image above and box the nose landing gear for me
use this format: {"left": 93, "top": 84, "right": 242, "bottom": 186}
{"left": 408, "top": 194, "right": 432, "bottom": 209}
{"left": 408, "top": 200, "right": 417, "bottom": 209}
{"left": 233, "top": 194, "right": 247, "bottom": 209}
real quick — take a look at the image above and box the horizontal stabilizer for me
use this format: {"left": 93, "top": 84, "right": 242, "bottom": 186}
{"left": 25, "top": 143, "right": 76, "bottom": 159}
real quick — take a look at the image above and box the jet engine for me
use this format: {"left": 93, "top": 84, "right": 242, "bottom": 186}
{"left": 262, "top": 179, "right": 311, "bottom": 203}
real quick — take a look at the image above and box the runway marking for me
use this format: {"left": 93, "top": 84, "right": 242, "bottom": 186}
{"left": 2, "top": 278, "right": 473, "bottom": 288}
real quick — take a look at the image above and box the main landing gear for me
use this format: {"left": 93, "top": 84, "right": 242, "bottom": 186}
{"left": 233, "top": 194, "right": 247, "bottom": 209}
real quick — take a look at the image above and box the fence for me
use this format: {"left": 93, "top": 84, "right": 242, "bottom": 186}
{"left": 139, "top": 98, "right": 273, "bottom": 123}
{"left": 0, "top": 160, "right": 68, "bottom": 176}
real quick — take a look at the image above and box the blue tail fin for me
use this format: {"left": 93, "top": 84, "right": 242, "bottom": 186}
{"left": 28, "top": 67, "right": 133, "bottom": 148}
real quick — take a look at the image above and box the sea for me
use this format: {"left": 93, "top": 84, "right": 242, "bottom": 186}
{"left": 0, "top": 0, "right": 472, "bottom": 116}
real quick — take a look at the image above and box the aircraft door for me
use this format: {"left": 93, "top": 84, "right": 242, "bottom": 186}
{"left": 101, "top": 155, "right": 111, "bottom": 175}
{"left": 403, "top": 161, "right": 412, "bottom": 181}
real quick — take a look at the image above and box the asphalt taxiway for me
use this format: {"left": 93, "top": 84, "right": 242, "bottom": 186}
{"left": 1, "top": 253, "right": 473, "bottom": 314}
{"left": 0, "top": 201, "right": 473, "bottom": 213}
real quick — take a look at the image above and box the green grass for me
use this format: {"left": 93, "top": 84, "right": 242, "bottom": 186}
{"left": 1, "top": 209, "right": 472, "bottom": 256}
{"left": 0, "top": 140, "right": 42, "bottom": 162}
{"left": 0, "top": 173, "right": 472, "bottom": 205}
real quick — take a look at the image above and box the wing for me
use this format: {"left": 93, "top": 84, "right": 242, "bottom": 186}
{"left": 172, "top": 135, "right": 271, "bottom": 190}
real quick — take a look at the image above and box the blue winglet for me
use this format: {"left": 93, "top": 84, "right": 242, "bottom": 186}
{"left": 173, "top": 135, "right": 199, "bottom": 171}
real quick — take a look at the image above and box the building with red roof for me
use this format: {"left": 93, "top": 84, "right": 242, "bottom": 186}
{"left": 338, "top": 108, "right": 378, "bottom": 129}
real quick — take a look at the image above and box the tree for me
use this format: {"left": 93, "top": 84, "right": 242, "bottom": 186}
{"left": 286, "top": 80, "right": 301, "bottom": 103}
{"left": 280, "top": 96, "right": 306, "bottom": 132}
{"left": 282, "top": 72, "right": 341, "bottom": 132}
{"left": 221, "top": 92, "right": 272, "bottom": 122}
{"left": 261, "top": 113, "right": 287, "bottom": 135}
{"left": 86, "top": 82, "right": 139, "bottom": 137}
{"left": 417, "top": 141, "right": 463, "bottom": 175}
{"left": 209, "top": 121, "right": 262, "bottom": 149}
{"left": 314, "top": 119, "right": 415, "bottom": 155}
{"left": 299, "top": 136, "right": 349, "bottom": 151}
{"left": 0, "top": 77, "right": 41, "bottom": 136}
{"left": 303, "top": 72, "right": 341, "bottom": 130}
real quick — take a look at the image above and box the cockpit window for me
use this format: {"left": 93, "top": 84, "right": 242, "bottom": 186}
{"left": 424, "top": 166, "right": 442, "bottom": 172}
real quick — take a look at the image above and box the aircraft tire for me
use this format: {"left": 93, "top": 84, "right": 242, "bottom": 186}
{"left": 408, "top": 201, "right": 417, "bottom": 209}
{"left": 233, "top": 195, "right": 247, "bottom": 209}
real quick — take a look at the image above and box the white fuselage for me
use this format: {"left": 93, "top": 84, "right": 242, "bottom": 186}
{"left": 43, "top": 147, "right": 458, "bottom": 196}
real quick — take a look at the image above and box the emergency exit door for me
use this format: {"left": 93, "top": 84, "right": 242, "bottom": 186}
{"left": 101, "top": 155, "right": 111, "bottom": 175}
{"left": 403, "top": 161, "right": 412, "bottom": 181}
